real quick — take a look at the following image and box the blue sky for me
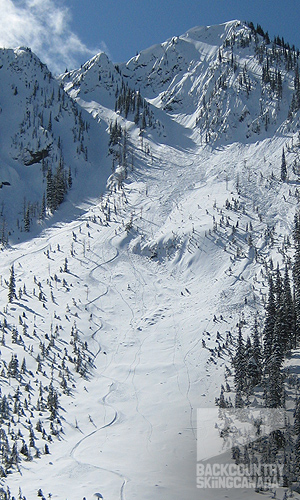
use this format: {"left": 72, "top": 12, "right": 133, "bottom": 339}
{"left": 68, "top": 0, "right": 300, "bottom": 62}
{"left": 1, "top": 0, "right": 300, "bottom": 73}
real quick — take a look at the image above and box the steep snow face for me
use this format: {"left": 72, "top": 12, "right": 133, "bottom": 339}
{"left": 183, "top": 20, "right": 241, "bottom": 41}
{"left": 0, "top": 47, "right": 111, "bottom": 243}
{"left": 118, "top": 27, "right": 218, "bottom": 113}
{"left": 117, "top": 21, "right": 241, "bottom": 105}
{"left": 111, "top": 20, "right": 298, "bottom": 144}
{"left": 59, "top": 51, "right": 123, "bottom": 110}
{"left": 59, "top": 22, "right": 244, "bottom": 121}
{"left": 60, "top": 20, "right": 300, "bottom": 149}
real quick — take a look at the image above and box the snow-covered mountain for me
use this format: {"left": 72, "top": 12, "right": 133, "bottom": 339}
{"left": 116, "top": 19, "right": 299, "bottom": 142}
{"left": 60, "top": 20, "right": 300, "bottom": 145}
{"left": 0, "top": 46, "right": 112, "bottom": 243}
{"left": 0, "top": 19, "right": 300, "bottom": 500}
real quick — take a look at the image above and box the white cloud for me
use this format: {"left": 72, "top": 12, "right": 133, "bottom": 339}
{"left": 0, "top": 0, "right": 106, "bottom": 74}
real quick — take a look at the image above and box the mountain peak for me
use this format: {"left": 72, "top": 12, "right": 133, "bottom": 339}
{"left": 183, "top": 19, "right": 245, "bottom": 43}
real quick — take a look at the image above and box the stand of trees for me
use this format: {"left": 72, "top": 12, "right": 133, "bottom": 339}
{"left": 216, "top": 210, "right": 300, "bottom": 491}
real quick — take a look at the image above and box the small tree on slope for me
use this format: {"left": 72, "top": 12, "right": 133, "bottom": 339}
{"left": 281, "top": 148, "right": 287, "bottom": 182}
{"left": 8, "top": 265, "right": 16, "bottom": 303}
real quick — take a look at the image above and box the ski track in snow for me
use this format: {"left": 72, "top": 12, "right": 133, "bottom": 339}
{"left": 61, "top": 182, "right": 199, "bottom": 498}
{"left": 69, "top": 381, "right": 128, "bottom": 500}
{"left": 59, "top": 228, "right": 129, "bottom": 500}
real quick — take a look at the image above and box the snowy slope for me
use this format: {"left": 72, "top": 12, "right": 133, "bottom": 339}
{"left": 117, "top": 20, "right": 299, "bottom": 143}
{"left": 2, "top": 127, "right": 299, "bottom": 500}
{"left": 0, "top": 47, "right": 111, "bottom": 243}
{"left": 0, "top": 19, "right": 300, "bottom": 500}
{"left": 60, "top": 52, "right": 123, "bottom": 111}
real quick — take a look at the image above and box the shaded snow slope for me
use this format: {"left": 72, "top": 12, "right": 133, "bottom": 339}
{"left": 0, "top": 47, "right": 111, "bottom": 243}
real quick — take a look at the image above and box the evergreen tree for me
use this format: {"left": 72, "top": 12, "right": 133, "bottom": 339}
{"left": 264, "top": 311, "right": 284, "bottom": 408}
{"left": 46, "top": 167, "right": 54, "bottom": 212}
{"left": 68, "top": 167, "right": 72, "bottom": 189}
{"left": 263, "top": 276, "right": 276, "bottom": 375}
{"left": 277, "top": 70, "right": 283, "bottom": 99}
{"left": 274, "top": 263, "right": 283, "bottom": 306}
{"left": 0, "top": 428, "right": 10, "bottom": 474}
{"left": 134, "top": 92, "right": 140, "bottom": 124}
{"left": 47, "top": 382, "right": 58, "bottom": 420}
{"left": 20, "top": 441, "right": 29, "bottom": 459}
{"left": 10, "top": 442, "right": 19, "bottom": 468}
{"left": 109, "top": 119, "right": 122, "bottom": 148}
{"left": 234, "top": 387, "right": 244, "bottom": 408}
{"left": 264, "top": 363, "right": 284, "bottom": 408}
{"left": 216, "top": 386, "right": 227, "bottom": 408}
{"left": 281, "top": 148, "right": 287, "bottom": 182}
{"left": 294, "top": 398, "right": 300, "bottom": 435}
{"left": 294, "top": 64, "right": 300, "bottom": 91}
{"left": 47, "top": 112, "right": 52, "bottom": 132}
{"left": 24, "top": 207, "right": 30, "bottom": 233}
{"left": 232, "top": 327, "right": 246, "bottom": 391}
{"left": 294, "top": 434, "right": 300, "bottom": 481}
{"left": 40, "top": 193, "right": 46, "bottom": 220}
{"left": 20, "top": 357, "right": 26, "bottom": 374}
{"left": 0, "top": 396, "right": 9, "bottom": 421}
{"left": 273, "top": 274, "right": 286, "bottom": 353}
{"left": 282, "top": 264, "right": 294, "bottom": 351}
{"left": 262, "top": 271, "right": 285, "bottom": 407}
{"left": 8, "top": 354, "right": 19, "bottom": 379}
{"left": 272, "top": 313, "right": 285, "bottom": 371}
{"left": 247, "top": 354, "right": 261, "bottom": 391}
{"left": 141, "top": 110, "right": 147, "bottom": 130}
{"left": 54, "top": 160, "right": 66, "bottom": 207}
{"left": 8, "top": 265, "right": 16, "bottom": 303}
{"left": 293, "top": 211, "right": 300, "bottom": 345}
{"left": 245, "top": 336, "right": 252, "bottom": 359}
{"left": 63, "top": 258, "right": 68, "bottom": 273}
{"left": 251, "top": 316, "right": 262, "bottom": 382}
